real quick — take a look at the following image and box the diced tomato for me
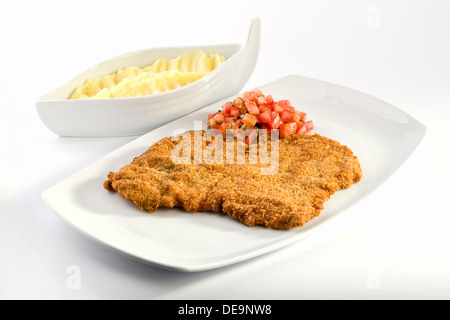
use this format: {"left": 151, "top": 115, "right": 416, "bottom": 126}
{"left": 231, "top": 98, "right": 244, "bottom": 114}
{"left": 218, "top": 122, "right": 229, "bottom": 135}
{"left": 304, "top": 120, "right": 314, "bottom": 132}
{"left": 223, "top": 102, "right": 233, "bottom": 116}
{"left": 218, "top": 122, "right": 239, "bottom": 134}
{"left": 279, "top": 122, "right": 298, "bottom": 138}
{"left": 224, "top": 117, "right": 235, "bottom": 124}
{"left": 258, "top": 103, "right": 271, "bottom": 113}
{"left": 207, "top": 111, "right": 217, "bottom": 126}
{"left": 293, "top": 110, "right": 307, "bottom": 123}
{"left": 230, "top": 106, "right": 241, "bottom": 117}
{"left": 229, "top": 123, "right": 240, "bottom": 132}
{"left": 243, "top": 91, "right": 258, "bottom": 102}
{"left": 208, "top": 111, "right": 218, "bottom": 120}
{"left": 234, "top": 97, "right": 244, "bottom": 108}
{"left": 241, "top": 114, "right": 258, "bottom": 128}
{"left": 257, "top": 109, "right": 272, "bottom": 124}
{"left": 272, "top": 103, "right": 284, "bottom": 114}
{"left": 280, "top": 109, "right": 294, "bottom": 122}
{"left": 245, "top": 129, "right": 258, "bottom": 144}
{"left": 213, "top": 112, "right": 225, "bottom": 123}
{"left": 206, "top": 89, "right": 314, "bottom": 142}
{"left": 278, "top": 100, "right": 293, "bottom": 111}
{"left": 270, "top": 112, "right": 281, "bottom": 129}
{"left": 245, "top": 101, "right": 260, "bottom": 115}
{"left": 257, "top": 96, "right": 266, "bottom": 105}
{"left": 296, "top": 120, "right": 314, "bottom": 134}
{"left": 253, "top": 88, "right": 264, "bottom": 97}
{"left": 296, "top": 125, "right": 306, "bottom": 134}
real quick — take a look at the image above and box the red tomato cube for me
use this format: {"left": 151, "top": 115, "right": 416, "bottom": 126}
{"left": 246, "top": 101, "right": 260, "bottom": 115}
{"left": 242, "top": 114, "right": 258, "bottom": 128}
{"left": 280, "top": 110, "right": 294, "bottom": 122}
{"left": 223, "top": 102, "right": 233, "bottom": 116}
{"left": 257, "top": 109, "right": 272, "bottom": 124}
{"left": 270, "top": 112, "right": 281, "bottom": 129}
{"left": 279, "top": 122, "right": 298, "bottom": 138}
{"left": 230, "top": 107, "right": 241, "bottom": 117}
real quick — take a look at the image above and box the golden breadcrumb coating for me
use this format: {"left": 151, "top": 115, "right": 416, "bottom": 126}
{"left": 104, "top": 130, "right": 362, "bottom": 229}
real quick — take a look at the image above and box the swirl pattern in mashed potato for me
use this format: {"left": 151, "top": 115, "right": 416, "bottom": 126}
{"left": 69, "top": 50, "right": 225, "bottom": 99}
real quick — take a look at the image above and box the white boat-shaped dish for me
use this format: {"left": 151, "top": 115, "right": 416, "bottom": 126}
{"left": 36, "top": 18, "right": 261, "bottom": 137}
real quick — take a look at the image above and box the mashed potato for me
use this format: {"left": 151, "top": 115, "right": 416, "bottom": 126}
{"left": 69, "top": 50, "right": 225, "bottom": 99}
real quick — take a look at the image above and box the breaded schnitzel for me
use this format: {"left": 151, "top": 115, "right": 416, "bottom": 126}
{"left": 104, "top": 130, "right": 362, "bottom": 230}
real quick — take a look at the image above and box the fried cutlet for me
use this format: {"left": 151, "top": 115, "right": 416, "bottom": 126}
{"left": 104, "top": 130, "right": 362, "bottom": 230}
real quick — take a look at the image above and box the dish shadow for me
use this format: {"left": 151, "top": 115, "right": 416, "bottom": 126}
{"left": 72, "top": 175, "right": 143, "bottom": 217}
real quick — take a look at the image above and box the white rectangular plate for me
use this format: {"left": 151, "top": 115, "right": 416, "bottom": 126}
{"left": 42, "top": 74, "right": 426, "bottom": 272}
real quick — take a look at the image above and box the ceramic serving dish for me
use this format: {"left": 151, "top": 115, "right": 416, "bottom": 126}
{"left": 36, "top": 18, "right": 261, "bottom": 137}
{"left": 42, "top": 74, "right": 426, "bottom": 272}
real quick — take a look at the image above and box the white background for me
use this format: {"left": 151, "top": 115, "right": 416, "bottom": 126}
{"left": 1, "top": 0, "right": 449, "bottom": 299}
